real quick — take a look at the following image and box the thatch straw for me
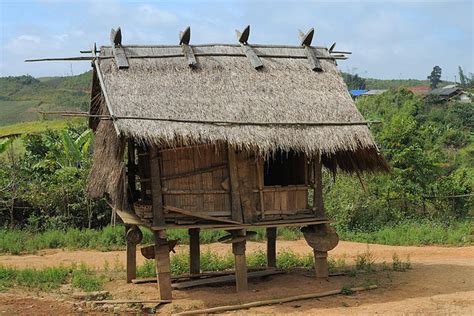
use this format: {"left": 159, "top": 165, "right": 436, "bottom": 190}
{"left": 94, "top": 45, "right": 388, "bottom": 173}
{"left": 87, "top": 101, "right": 126, "bottom": 205}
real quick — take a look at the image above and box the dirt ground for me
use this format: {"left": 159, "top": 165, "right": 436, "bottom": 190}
{"left": 1, "top": 240, "right": 473, "bottom": 315}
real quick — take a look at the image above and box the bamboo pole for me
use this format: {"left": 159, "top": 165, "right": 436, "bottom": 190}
{"left": 92, "top": 299, "right": 171, "bottom": 305}
{"left": 37, "top": 111, "right": 382, "bottom": 127}
{"left": 25, "top": 54, "right": 347, "bottom": 63}
{"left": 93, "top": 59, "right": 121, "bottom": 136}
{"left": 176, "top": 285, "right": 378, "bottom": 315}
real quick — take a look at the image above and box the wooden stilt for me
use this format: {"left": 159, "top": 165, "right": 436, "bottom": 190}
{"left": 266, "top": 227, "right": 277, "bottom": 268}
{"left": 154, "top": 231, "right": 173, "bottom": 300}
{"left": 189, "top": 228, "right": 200, "bottom": 275}
{"left": 232, "top": 229, "right": 248, "bottom": 292}
{"left": 149, "top": 146, "right": 172, "bottom": 300}
{"left": 125, "top": 225, "right": 136, "bottom": 283}
{"left": 314, "top": 250, "right": 328, "bottom": 278}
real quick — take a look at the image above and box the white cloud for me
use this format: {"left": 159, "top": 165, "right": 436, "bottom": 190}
{"left": 53, "top": 34, "right": 69, "bottom": 42}
{"left": 6, "top": 35, "right": 41, "bottom": 51}
{"left": 134, "top": 5, "right": 178, "bottom": 27}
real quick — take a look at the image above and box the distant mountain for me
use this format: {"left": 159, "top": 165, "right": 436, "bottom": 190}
{"left": 0, "top": 71, "right": 91, "bottom": 126}
{"left": 364, "top": 78, "right": 437, "bottom": 90}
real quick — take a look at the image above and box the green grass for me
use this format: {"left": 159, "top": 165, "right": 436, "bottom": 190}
{"left": 0, "top": 266, "right": 70, "bottom": 291}
{"left": 0, "top": 248, "right": 410, "bottom": 293}
{"left": 0, "top": 119, "right": 84, "bottom": 137}
{"left": 0, "top": 264, "right": 105, "bottom": 292}
{"left": 0, "top": 100, "right": 41, "bottom": 125}
{"left": 0, "top": 221, "right": 470, "bottom": 255}
{"left": 71, "top": 265, "right": 105, "bottom": 292}
{"left": 339, "top": 220, "right": 472, "bottom": 246}
{"left": 137, "top": 249, "right": 337, "bottom": 278}
{"left": 0, "top": 226, "right": 301, "bottom": 255}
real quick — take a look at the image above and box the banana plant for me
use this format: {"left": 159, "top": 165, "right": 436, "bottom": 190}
{"left": 0, "top": 138, "right": 14, "bottom": 155}
{"left": 34, "top": 129, "right": 93, "bottom": 169}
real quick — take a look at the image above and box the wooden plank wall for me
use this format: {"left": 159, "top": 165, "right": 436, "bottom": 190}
{"left": 262, "top": 186, "right": 309, "bottom": 216}
{"left": 161, "top": 145, "right": 231, "bottom": 218}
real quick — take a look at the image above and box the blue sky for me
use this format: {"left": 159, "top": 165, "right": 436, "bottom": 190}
{"left": 0, "top": 0, "right": 472, "bottom": 80}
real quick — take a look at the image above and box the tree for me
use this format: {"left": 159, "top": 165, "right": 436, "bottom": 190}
{"left": 342, "top": 73, "right": 367, "bottom": 90}
{"left": 427, "top": 66, "right": 442, "bottom": 89}
{"left": 458, "top": 66, "right": 467, "bottom": 87}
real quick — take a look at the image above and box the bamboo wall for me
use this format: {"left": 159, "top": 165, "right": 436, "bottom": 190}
{"left": 133, "top": 144, "right": 312, "bottom": 225}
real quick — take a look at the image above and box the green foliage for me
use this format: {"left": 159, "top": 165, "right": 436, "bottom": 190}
{"left": 458, "top": 66, "right": 474, "bottom": 88}
{"left": 427, "top": 65, "right": 442, "bottom": 88}
{"left": 340, "top": 286, "right": 354, "bottom": 295}
{"left": 338, "top": 220, "right": 472, "bottom": 246}
{"left": 0, "top": 138, "right": 13, "bottom": 155}
{"left": 327, "top": 90, "right": 473, "bottom": 233}
{"left": 342, "top": 73, "right": 366, "bottom": 90}
{"left": 71, "top": 265, "right": 105, "bottom": 292}
{"left": 276, "top": 250, "right": 314, "bottom": 270}
{"left": 0, "top": 123, "right": 110, "bottom": 229}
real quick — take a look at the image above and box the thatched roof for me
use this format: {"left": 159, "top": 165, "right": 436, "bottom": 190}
{"left": 90, "top": 43, "right": 388, "bottom": 173}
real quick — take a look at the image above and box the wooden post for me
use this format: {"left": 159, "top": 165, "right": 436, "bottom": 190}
{"left": 127, "top": 140, "right": 136, "bottom": 203}
{"left": 125, "top": 225, "right": 136, "bottom": 283}
{"left": 227, "top": 145, "right": 248, "bottom": 292}
{"left": 154, "top": 231, "right": 172, "bottom": 300}
{"left": 232, "top": 229, "right": 248, "bottom": 292}
{"left": 256, "top": 158, "right": 265, "bottom": 219}
{"left": 312, "top": 156, "right": 328, "bottom": 278}
{"left": 266, "top": 227, "right": 277, "bottom": 268}
{"left": 314, "top": 250, "right": 328, "bottom": 278}
{"left": 227, "top": 145, "right": 243, "bottom": 223}
{"left": 150, "top": 147, "right": 165, "bottom": 226}
{"left": 312, "top": 156, "right": 324, "bottom": 217}
{"left": 149, "top": 146, "right": 172, "bottom": 300}
{"left": 189, "top": 228, "right": 200, "bottom": 275}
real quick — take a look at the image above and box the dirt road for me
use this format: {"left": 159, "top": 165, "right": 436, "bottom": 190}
{"left": 1, "top": 240, "right": 473, "bottom": 314}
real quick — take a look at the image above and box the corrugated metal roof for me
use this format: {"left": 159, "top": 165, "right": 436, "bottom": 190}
{"left": 350, "top": 90, "right": 368, "bottom": 97}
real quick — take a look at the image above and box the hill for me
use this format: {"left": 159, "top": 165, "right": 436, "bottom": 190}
{"left": 365, "top": 78, "right": 435, "bottom": 90}
{"left": 0, "top": 72, "right": 91, "bottom": 126}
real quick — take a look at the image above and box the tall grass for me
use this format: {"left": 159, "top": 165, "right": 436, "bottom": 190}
{"left": 0, "top": 264, "right": 105, "bottom": 292}
{"left": 137, "top": 249, "right": 325, "bottom": 278}
{"left": 0, "top": 220, "right": 470, "bottom": 255}
{"left": 339, "top": 220, "right": 472, "bottom": 246}
{"left": 0, "top": 226, "right": 302, "bottom": 254}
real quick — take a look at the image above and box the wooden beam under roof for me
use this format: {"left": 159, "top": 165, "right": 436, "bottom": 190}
{"left": 179, "top": 26, "right": 197, "bottom": 68}
{"left": 235, "top": 25, "right": 263, "bottom": 70}
{"left": 298, "top": 28, "right": 322, "bottom": 72}
{"left": 110, "top": 27, "right": 129, "bottom": 69}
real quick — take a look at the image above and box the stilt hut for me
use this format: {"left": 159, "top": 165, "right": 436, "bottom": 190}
{"left": 86, "top": 26, "right": 389, "bottom": 300}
